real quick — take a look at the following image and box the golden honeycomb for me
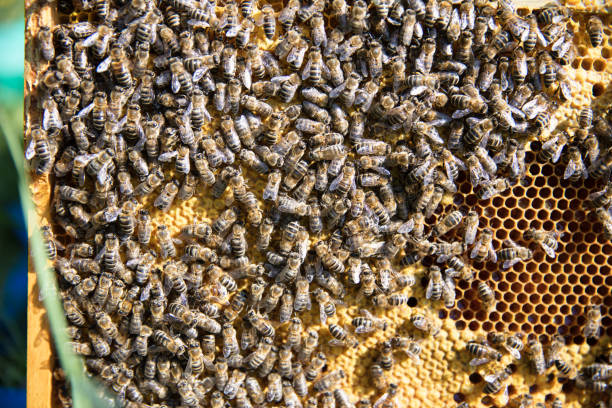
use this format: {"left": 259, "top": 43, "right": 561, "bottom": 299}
{"left": 24, "top": 1, "right": 612, "bottom": 408}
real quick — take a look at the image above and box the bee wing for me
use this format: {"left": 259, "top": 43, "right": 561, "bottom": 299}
{"left": 159, "top": 151, "right": 178, "bottom": 162}
{"left": 328, "top": 339, "right": 346, "bottom": 347}
{"left": 487, "top": 241, "right": 497, "bottom": 263}
{"left": 470, "top": 240, "right": 482, "bottom": 259}
{"left": 503, "top": 259, "right": 518, "bottom": 270}
{"left": 373, "top": 392, "right": 389, "bottom": 408}
{"left": 470, "top": 357, "right": 490, "bottom": 366}
{"left": 25, "top": 137, "right": 36, "bottom": 160}
{"left": 171, "top": 74, "right": 181, "bottom": 94}
{"left": 42, "top": 106, "right": 61, "bottom": 131}
{"left": 500, "top": 385, "right": 509, "bottom": 406}
{"left": 192, "top": 67, "right": 208, "bottom": 83}
{"left": 452, "top": 109, "right": 471, "bottom": 119}
{"left": 563, "top": 160, "right": 577, "bottom": 180}
{"left": 541, "top": 242, "right": 556, "bottom": 258}
{"left": 328, "top": 172, "right": 343, "bottom": 192}
{"left": 241, "top": 64, "right": 252, "bottom": 89}
{"left": 96, "top": 56, "right": 111, "bottom": 73}
{"left": 552, "top": 144, "right": 565, "bottom": 164}
{"left": 80, "top": 31, "right": 100, "bottom": 48}
{"left": 425, "top": 277, "right": 435, "bottom": 299}
{"left": 558, "top": 80, "right": 572, "bottom": 101}
{"left": 398, "top": 219, "right": 415, "bottom": 235}
{"left": 301, "top": 58, "right": 312, "bottom": 81}
{"left": 329, "top": 80, "right": 347, "bottom": 99}
{"left": 505, "top": 345, "right": 522, "bottom": 360}
{"left": 464, "top": 225, "right": 477, "bottom": 246}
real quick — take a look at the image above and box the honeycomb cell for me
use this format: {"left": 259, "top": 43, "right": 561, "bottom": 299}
{"left": 594, "top": 59, "right": 606, "bottom": 71}
{"left": 492, "top": 197, "right": 503, "bottom": 207}
{"left": 503, "top": 219, "right": 515, "bottom": 229}
{"left": 510, "top": 208, "right": 523, "bottom": 219}
{"left": 468, "top": 321, "right": 479, "bottom": 331}
{"left": 602, "top": 47, "right": 612, "bottom": 58}
{"left": 572, "top": 59, "right": 581, "bottom": 69}
{"left": 529, "top": 220, "right": 542, "bottom": 229}
{"left": 509, "top": 303, "right": 519, "bottom": 313}
{"left": 521, "top": 323, "right": 532, "bottom": 333}
{"left": 455, "top": 321, "right": 466, "bottom": 330}
{"left": 593, "top": 82, "right": 605, "bottom": 97}
{"left": 513, "top": 185, "right": 525, "bottom": 196}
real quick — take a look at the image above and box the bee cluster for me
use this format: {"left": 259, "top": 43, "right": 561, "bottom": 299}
{"left": 26, "top": 0, "right": 612, "bottom": 405}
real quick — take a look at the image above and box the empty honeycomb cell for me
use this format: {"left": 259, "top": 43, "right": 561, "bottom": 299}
{"left": 577, "top": 45, "right": 588, "bottom": 56}
{"left": 577, "top": 315, "right": 586, "bottom": 326}
{"left": 509, "top": 303, "right": 519, "bottom": 313}
{"left": 502, "top": 312, "right": 513, "bottom": 323}
{"left": 490, "top": 311, "right": 500, "bottom": 322}
{"left": 593, "top": 82, "right": 605, "bottom": 97}
{"left": 517, "top": 293, "right": 528, "bottom": 305}
{"left": 577, "top": 188, "right": 589, "bottom": 200}
{"left": 502, "top": 291, "right": 513, "bottom": 302}
{"left": 449, "top": 310, "right": 461, "bottom": 320}
{"left": 550, "top": 209, "right": 562, "bottom": 221}
{"left": 549, "top": 284, "right": 560, "bottom": 295}
{"left": 582, "top": 253, "right": 593, "bottom": 264}
{"left": 534, "top": 176, "right": 546, "bottom": 187}
{"left": 570, "top": 229, "right": 582, "bottom": 241}
{"left": 529, "top": 220, "right": 542, "bottom": 230}
{"left": 509, "top": 230, "right": 521, "bottom": 242}
{"left": 541, "top": 164, "right": 554, "bottom": 176}
{"left": 506, "top": 272, "right": 517, "bottom": 283}
{"left": 581, "top": 57, "right": 593, "bottom": 70}
{"left": 438, "top": 310, "right": 447, "bottom": 319}
{"left": 522, "top": 323, "right": 532, "bottom": 333}
{"left": 564, "top": 243, "right": 576, "bottom": 254}
{"left": 510, "top": 208, "right": 523, "bottom": 219}
{"left": 557, "top": 198, "right": 568, "bottom": 210}
{"left": 597, "top": 286, "right": 606, "bottom": 296}
{"left": 564, "top": 188, "right": 577, "bottom": 199}
{"left": 556, "top": 295, "right": 567, "bottom": 306}
{"left": 554, "top": 314, "right": 563, "bottom": 325}
{"left": 458, "top": 280, "right": 470, "bottom": 290}
{"left": 544, "top": 274, "right": 554, "bottom": 284}
{"left": 548, "top": 304, "right": 558, "bottom": 314}
{"left": 526, "top": 262, "right": 538, "bottom": 273}
{"left": 573, "top": 285, "right": 583, "bottom": 295}
{"left": 546, "top": 325, "right": 557, "bottom": 335}
{"left": 534, "top": 324, "right": 544, "bottom": 334}
{"left": 529, "top": 294, "right": 540, "bottom": 304}
{"left": 492, "top": 197, "right": 503, "bottom": 207}
{"left": 562, "top": 285, "right": 572, "bottom": 294}
{"left": 569, "top": 200, "right": 581, "bottom": 211}
{"left": 513, "top": 185, "right": 525, "bottom": 196}
{"left": 567, "top": 294, "right": 577, "bottom": 304}
{"left": 529, "top": 163, "right": 540, "bottom": 175}
{"left": 463, "top": 310, "right": 474, "bottom": 319}
{"left": 602, "top": 47, "right": 612, "bottom": 58}
{"left": 457, "top": 300, "right": 467, "bottom": 310}
{"left": 527, "top": 187, "right": 538, "bottom": 198}
{"left": 532, "top": 272, "right": 543, "bottom": 283}
{"left": 587, "top": 264, "right": 598, "bottom": 274}
{"left": 503, "top": 219, "right": 515, "bottom": 229}
{"left": 562, "top": 263, "right": 572, "bottom": 273}
{"left": 455, "top": 321, "right": 466, "bottom": 330}
{"left": 593, "top": 59, "right": 606, "bottom": 71}
{"left": 459, "top": 182, "right": 471, "bottom": 195}
{"left": 496, "top": 228, "right": 509, "bottom": 240}
{"left": 465, "top": 194, "right": 477, "bottom": 206}
{"left": 593, "top": 275, "right": 603, "bottom": 286}
{"left": 509, "top": 323, "right": 519, "bottom": 332}
{"left": 515, "top": 312, "right": 526, "bottom": 324}
{"left": 497, "top": 206, "right": 510, "bottom": 218}
{"left": 572, "top": 58, "right": 581, "bottom": 69}
{"left": 541, "top": 315, "right": 552, "bottom": 324}
{"left": 553, "top": 265, "right": 563, "bottom": 276}
{"left": 475, "top": 310, "right": 487, "bottom": 321}
{"left": 518, "top": 197, "right": 530, "bottom": 208}
{"left": 542, "top": 293, "right": 552, "bottom": 304}
{"left": 574, "top": 263, "right": 585, "bottom": 274}
{"left": 468, "top": 321, "right": 479, "bottom": 331}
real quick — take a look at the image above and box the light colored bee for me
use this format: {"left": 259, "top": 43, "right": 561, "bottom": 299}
{"left": 584, "top": 305, "right": 602, "bottom": 340}
{"left": 465, "top": 153, "right": 490, "bottom": 187}
{"left": 351, "top": 309, "right": 388, "bottom": 334}
{"left": 527, "top": 338, "right": 546, "bottom": 375}
{"left": 587, "top": 16, "right": 603, "bottom": 47}
{"left": 328, "top": 323, "right": 359, "bottom": 348}
{"left": 469, "top": 228, "right": 496, "bottom": 263}
{"left": 477, "top": 281, "right": 496, "bottom": 312}
{"left": 490, "top": 332, "right": 524, "bottom": 360}
{"left": 156, "top": 224, "right": 178, "bottom": 259}
{"left": 596, "top": 208, "right": 612, "bottom": 240}
{"left": 467, "top": 340, "right": 503, "bottom": 366}
{"left": 524, "top": 228, "right": 561, "bottom": 258}
{"left": 497, "top": 239, "right": 533, "bottom": 269}
{"left": 313, "top": 369, "right": 346, "bottom": 393}
{"left": 463, "top": 211, "right": 479, "bottom": 245}
{"left": 411, "top": 313, "right": 440, "bottom": 336}
{"left": 415, "top": 38, "right": 436, "bottom": 73}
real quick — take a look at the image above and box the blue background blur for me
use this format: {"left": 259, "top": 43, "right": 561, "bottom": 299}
{"left": 0, "top": 0, "right": 27, "bottom": 405}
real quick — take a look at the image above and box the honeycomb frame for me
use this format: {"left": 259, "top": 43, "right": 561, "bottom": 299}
{"left": 24, "top": 1, "right": 612, "bottom": 408}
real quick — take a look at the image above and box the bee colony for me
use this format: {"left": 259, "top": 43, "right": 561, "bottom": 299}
{"left": 23, "top": 0, "right": 612, "bottom": 406}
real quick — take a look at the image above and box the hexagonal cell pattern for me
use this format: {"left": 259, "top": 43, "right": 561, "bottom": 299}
{"left": 431, "top": 146, "right": 611, "bottom": 345}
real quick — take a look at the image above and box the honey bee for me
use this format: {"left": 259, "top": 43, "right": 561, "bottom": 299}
{"left": 470, "top": 229, "right": 497, "bottom": 263}
{"left": 477, "top": 281, "right": 497, "bottom": 311}
{"left": 587, "top": 16, "right": 603, "bottom": 47}
{"left": 328, "top": 323, "right": 359, "bottom": 348}
{"left": 524, "top": 228, "right": 561, "bottom": 258}
{"left": 305, "top": 352, "right": 326, "bottom": 381}
{"left": 526, "top": 338, "right": 546, "bottom": 375}
{"left": 584, "top": 305, "right": 602, "bottom": 340}
{"left": 351, "top": 309, "right": 388, "bottom": 333}
{"left": 497, "top": 239, "right": 533, "bottom": 269}
{"left": 467, "top": 340, "right": 503, "bottom": 366}
{"left": 313, "top": 369, "right": 346, "bottom": 393}
{"left": 411, "top": 313, "right": 440, "bottom": 336}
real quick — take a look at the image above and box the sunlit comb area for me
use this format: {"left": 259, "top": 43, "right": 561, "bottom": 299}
{"left": 24, "top": 0, "right": 612, "bottom": 408}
